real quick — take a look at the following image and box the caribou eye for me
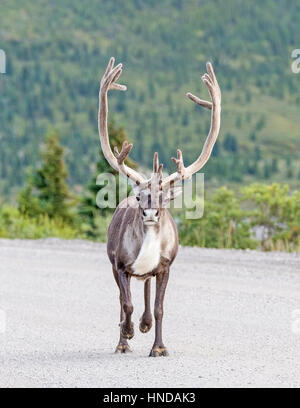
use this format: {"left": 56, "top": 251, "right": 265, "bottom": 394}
{"left": 136, "top": 196, "right": 140, "bottom": 202}
{"left": 155, "top": 210, "right": 159, "bottom": 216}
{"left": 142, "top": 210, "right": 146, "bottom": 216}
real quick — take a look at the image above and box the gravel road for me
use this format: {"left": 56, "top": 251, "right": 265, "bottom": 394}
{"left": 0, "top": 238, "right": 299, "bottom": 388}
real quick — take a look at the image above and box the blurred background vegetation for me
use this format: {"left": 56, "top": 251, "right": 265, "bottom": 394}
{"left": 0, "top": 0, "right": 299, "bottom": 251}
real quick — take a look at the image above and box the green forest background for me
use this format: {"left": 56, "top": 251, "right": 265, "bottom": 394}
{"left": 0, "top": 0, "right": 299, "bottom": 251}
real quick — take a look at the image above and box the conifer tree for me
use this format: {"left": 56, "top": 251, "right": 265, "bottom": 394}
{"left": 18, "top": 130, "right": 74, "bottom": 222}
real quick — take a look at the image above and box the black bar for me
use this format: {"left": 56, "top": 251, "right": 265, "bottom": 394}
{"left": 0, "top": 388, "right": 294, "bottom": 406}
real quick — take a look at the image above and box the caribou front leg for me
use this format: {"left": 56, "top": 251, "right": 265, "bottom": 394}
{"left": 140, "top": 278, "right": 153, "bottom": 333}
{"left": 118, "top": 270, "right": 134, "bottom": 341}
{"left": 149, "top": 267, "right": 169, "bottom": 357}
{"left": 112, "top": 268, "right": 131, "bottom": 353}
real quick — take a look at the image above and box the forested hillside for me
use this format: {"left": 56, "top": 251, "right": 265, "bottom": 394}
{"left": 0, "top": 0, "right": 299, "bottom": 197}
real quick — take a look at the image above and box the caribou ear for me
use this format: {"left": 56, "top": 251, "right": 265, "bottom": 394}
{"left": 162, "top": 186, "right": 183, "bottom": 205}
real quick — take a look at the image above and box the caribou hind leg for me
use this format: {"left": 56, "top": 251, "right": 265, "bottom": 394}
{"left": 113, "top": 268, "right": 132, "bottom": 353}
{"left": 139, "top": 278, "right": 153, "bottom": 333}
{"left": 149, "top": 266, "right": 169, "bottom": 357}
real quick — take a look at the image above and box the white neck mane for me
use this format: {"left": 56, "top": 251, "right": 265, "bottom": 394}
{"left": 132, "top": 227, "right": 160, "bottom": 276}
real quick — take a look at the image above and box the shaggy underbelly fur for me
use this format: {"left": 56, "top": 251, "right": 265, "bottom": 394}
{"left": 132, "top": 228, "right": 160, "bottom": 276}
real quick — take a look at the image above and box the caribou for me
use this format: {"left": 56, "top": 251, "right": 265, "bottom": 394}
{"left": 98, "top": 57, "right": 221, "bottom": 356}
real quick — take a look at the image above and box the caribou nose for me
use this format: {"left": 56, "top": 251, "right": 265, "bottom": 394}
{"left": 143, "top": 209, "right": 158, "bottom": 223}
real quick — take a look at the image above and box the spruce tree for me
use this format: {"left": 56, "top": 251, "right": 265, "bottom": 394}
{"left": 18, "top": 130, "right": 74, "bottom": 222}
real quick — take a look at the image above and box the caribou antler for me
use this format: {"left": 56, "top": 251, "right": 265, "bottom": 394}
{"left": 99, "top": 58, "right": 221, "bottom": 191}
{"left": 137, "top": 152, "right": 164, "bottom": 192}
{"left": 153, "top": 152, "right": 163, "bottom": 178}
{"left": 98, "top": 57, "right": 146, "bottom": 185}
{"left": 161, "top": 62, "right": 221, "bottom": 190}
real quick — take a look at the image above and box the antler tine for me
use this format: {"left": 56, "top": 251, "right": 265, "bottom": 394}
{"left": 159, "top": 149, "right": 185, "bottom": 191}
{"left": 171, "top": 149, "right": 185, "bottom": 179}
{"left": 186, "top": 93, "right": 212, "bottom": 110}
{"left": 137, "top": 152, "right": 164, "bottom": 192}
{"left": 114, "top": 140, "right": 133, "bottom": 166}
{"left": 98, "top": 57, "right": 146, "bottom": 185}
{"left": 153, "top": 152, "right": 159, "bottom": 173}
{"left": 158, "top": 163, "right": 163, "bottom": 178}
{"left": 161, "top": 61, "right": 221, "bottom": 189}
{"left": 153, "top": 152, "right": 163, "bottom": 177}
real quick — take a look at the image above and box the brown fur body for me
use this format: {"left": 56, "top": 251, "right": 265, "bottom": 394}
{"left": 107, "top": 196, "right": 178, "bottom": 278}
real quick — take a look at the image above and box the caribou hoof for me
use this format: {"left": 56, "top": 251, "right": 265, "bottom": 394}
{"left": 120, "top": 321, "right": 134, "bottom": 339}
{"left": 149, "top": 347, "right": 169, "bottom": 357}
{"left": 139, "top": 314, "right": 152, "bottom": 333}
{"left": 115, "top": 343, "right": 132, "bottom": 354}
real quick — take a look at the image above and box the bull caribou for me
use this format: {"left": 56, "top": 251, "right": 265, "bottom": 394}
{"left": 98, "top": 57, "right": 221, "bottom": 356}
